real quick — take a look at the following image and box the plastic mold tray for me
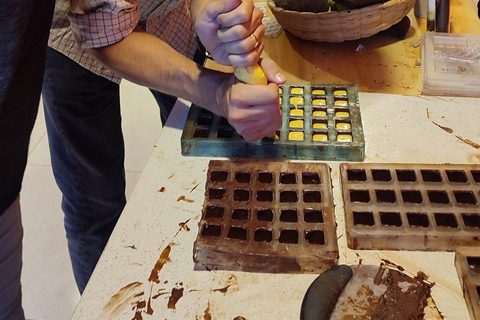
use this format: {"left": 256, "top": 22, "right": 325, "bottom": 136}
{"left": 340, "top": 163, "right": 480, "bottom": 251}
{"left": 421, "top": 32, "right": 480, "bottom": 97}
{"left": 455, "top": 247, "right": 480, "bottom": 320}
{"left": 181, "top": 84, "right": 365, "bottom": 161}
{"left": 193, "top": 160, "right": 339, "bottom": 273}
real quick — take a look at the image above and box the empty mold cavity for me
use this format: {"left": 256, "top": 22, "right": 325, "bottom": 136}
{"left": 347, "top": 169, "right": 367, "bottom": 181}
{"left": 209, "top": 188, "right": 226, "bottom": 200}
{"left": 257, "top": 209, "right": 274, "bottom": 222}
{"left": 421, "top": 170, "right": 442, "bottom": 182}
{"left": 306, "top": 230, "right": 325, "bottom": 245}
{"left": 193, "top": 127, "right": 210, "bottom": 138}
{"left": 334, "top": 108, "right": 350, "bottom": 117}
{"left": 280, "top": 172, "right": 296, "bottom": 184}
{"left": 428, "top": 190, "right": 450, "bottom": 204}
{"left": 235, "top": 172, "right": 251, "bottom": 184}
{"left": 350, "top": 189, "right": 370, "bottom": 202}
{"left": 463, "top": 214, "right": 480, "bottom": 228}
{"left": 258, "top": 172, "right": 273, "bottom": 184}
{"left": 197, "top": 114, "right": 213, "bottom": 126}
{"left": 312, "top": 107, "right": 327, "bottom": 117}
{"left": 304, "top": 191, "right": 322, "bottom": 203}
{"left": 201, "top": 224, "right": 221, "bottom": 237}
{"left": 467, "top": 257, "right": 480, "bottom": 273}
{"left": 257, "top": 190, "right": 273, "bottom": 202}
{"left": 407, "top": 212, "right": 430, "bottom": 228}
{"left": 304, "top": 209, "right": 323, "bottom": 223}
{"left": 375, "top": 189, "right": 397, "bottom": 203}
{"left": 446, "top": 170, "right": 468, "bottom": 183}
{"left": 219, "top": 117, "right": 230, "bottom": 126}
{"left": 454, "top": 191, "right": 478, "bottom": 205}
{"left": 232, "top": 208, "right": 249, "bottom": 221}
{"left": 380, "top": 212, "right": 403, "bottom": 227}
{"left": 228, "top": 227, "right": 247, "bottom": 240}
{"left": 279, "top": 229, "right": 299, "bottom": 244}
{"left": 234, "top": 189, "right": 250, "bottom": 202}
{"left": 210, "top": 171, "right": 228, "bottom": 182}
{"left": 471, "top": 170, "right": 480, "bottom": 183}
{"left": 302, "top": 172, "right": 320, "bottom": 184}
{"left": 372, "top": 169, "right": 392, "bottom": 182}
{"left": 280, "top": 190, "right": 298, "bottom": 203}
{"left": 312, "top": 119, "right": 328, "bottom": 130}
{"left": 401, "top": 190, "right": 423, "bottom": 204}
{"left": 205, "top": 206, "right": 224, "bottom": 219}
{"left": 434, "top": 213, "right": 458, "bottom": 228}
{"left": 396, "top": 169, "right": 417, "bottom": 182}
{"left": 353, "top": 211, "right": 375, "bottom": 226}
{"left": 217, "top": 127, "right": 233, "bottom": 138}
{"left": 254, "top": 229, "right": 272, "bottom": 242}
{"left": 280, "top": 210, "right": 298, "bottom": 222}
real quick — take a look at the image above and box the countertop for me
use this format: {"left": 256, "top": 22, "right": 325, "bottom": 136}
{"left": 72, "top": 93, "right": 479, "bottom": 319}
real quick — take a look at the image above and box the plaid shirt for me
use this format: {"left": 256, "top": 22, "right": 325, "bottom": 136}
{"left": 49, "top": 0, "right": 198, "bottom": 83}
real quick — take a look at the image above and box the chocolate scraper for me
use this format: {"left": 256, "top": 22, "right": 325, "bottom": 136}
{"left": 300, "top": 265, "right": 353, "bottom": 320}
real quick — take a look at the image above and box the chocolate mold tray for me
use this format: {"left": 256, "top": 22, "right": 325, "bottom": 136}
{"left": 193, "top": 160, "right": 339, "bottom": 273}
{"left": 455, "top": 248, "right": 480, "bottom": 320}
{"left": 181, "top": 84, "right": 365, "bottom": 161}
{"left": 340, "top": 163, "right": 480, "bottom": 251}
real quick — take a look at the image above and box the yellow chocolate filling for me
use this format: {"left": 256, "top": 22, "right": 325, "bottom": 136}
{"left": 288, "top": 132, "right": 304, "bottom": 141}
{"left": 337, "top": 134, "right": 352, "bottom": 142}
{"left": 335, "top": 111, "right": 350, "bottom": 118}
{"left": 336, "top": 122, "right": 351, "bottom": 130}
{"left": 290, "top": 96, "right": 304, "bottom": 106}
{"left": 289, "top": 120, "right": 304, "bottom": 128}
{"left": 334, "top": 89, "right": 347, "bottom": 96}
{"left": 313, "top": 110, "right": 327, "bottom": 117}
{"left": 313, "top": 134, "right": 328, "bottom": 142}
{"left": 312, "top": 89, "right": 326, "bottom": 95}
{"left": 290, "top": 108, "right": 304, "bottom": 116}
{"left": 313, "top": 122, "right": 328, "bottom": 129}
{"left": 335, "top": 100, "right": 348, "bottom": 106}
{"left": 312, "top": 99, "right": 326, "bottom": 106}
{"left": 290, "top": 87, "right": 304, "bottom": 95}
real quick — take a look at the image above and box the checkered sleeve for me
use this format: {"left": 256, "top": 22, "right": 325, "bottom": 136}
{"left": 68, "top": 0, "right": 141, "bottom": 48}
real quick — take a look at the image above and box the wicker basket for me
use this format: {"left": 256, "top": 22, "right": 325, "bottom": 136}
{"left": 267, "top": 0, "right": 415, "bottom": 42}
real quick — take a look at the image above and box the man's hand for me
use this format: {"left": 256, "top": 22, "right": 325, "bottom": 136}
{"left": 194, "top": 0, "right": 265, "bottom": 67}
{"left": 214, "top": 58, "right": 286, "bottom": 142}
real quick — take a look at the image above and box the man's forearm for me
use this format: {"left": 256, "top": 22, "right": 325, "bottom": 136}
{"left": 87, "top": 29, "right": 228, "bottom": 115}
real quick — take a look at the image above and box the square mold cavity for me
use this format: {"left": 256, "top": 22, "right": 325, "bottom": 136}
{"left": 340, "top": 163, "right": 480, "bottom": 251}
{"left": 193, "top": 160, "right": 338, "bottom": 273}
{"left": 455, "top": 247, "right": 480, "bottom": 320}
{"left": 181, "top": 84, "right": 364, "bottom": 161}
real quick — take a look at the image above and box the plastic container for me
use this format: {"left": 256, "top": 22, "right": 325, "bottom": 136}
{"left": 421, "top": 32, "right": 480, "bottom": 97}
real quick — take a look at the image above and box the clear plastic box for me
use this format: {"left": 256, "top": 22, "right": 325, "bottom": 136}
{"left": 421, "top": 32, "right": 480, "bottom": 97}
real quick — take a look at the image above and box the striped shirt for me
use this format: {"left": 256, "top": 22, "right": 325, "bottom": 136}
{"left": 48, "top": 0, "right": 198, "bottom": 83}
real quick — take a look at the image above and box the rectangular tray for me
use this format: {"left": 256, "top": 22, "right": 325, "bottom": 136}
{"left": 193, "top": 160, "right": 339, "bottom": 273}
{"left": 181, "top": 84, "right": 365, "bottom": 161}
{"left": 455, "top": 247, "right": 480, "bottom": 320}
{"left": 340, "top": 163, "right": 480, "bottom": 251}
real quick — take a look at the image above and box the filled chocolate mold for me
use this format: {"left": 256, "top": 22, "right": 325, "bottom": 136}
{"left": 340, "top": 163, "right": 480, "bottom": 251}
{"left": 181, "top": 84, "right": 364, "bottom": 161}
{"left": 455, "top": 248, "right": 480, "bottom": 320}
{"left": 193, "top": 160, "right": 338, "bottom": 273}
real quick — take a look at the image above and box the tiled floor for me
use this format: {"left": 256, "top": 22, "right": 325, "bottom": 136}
{"left": 20, "top": 80, "right": 162, "bottom": 320}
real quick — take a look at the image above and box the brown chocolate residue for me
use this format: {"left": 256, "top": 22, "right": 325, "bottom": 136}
{"left": 456, "top": 135, "right": 480, "bottom": 149}
{"left": 168, "top": 173, "right": 175, "bottom": 179}
{"left": 148, "top": 245, "right": 171, "bottom": 283}
{"left": 212, "top": 285, "right": 231, "bottom": 293}
{"left": 179, "top": 220, "right": 191, "bottom": 232}
{"left": 158, "top": 187, "right": 166, "bottom": 193}
{"left": 132, "top": 310, "right": 143, "bottom": 320}
{"left": 204, "top": 302, "right": 212, "bottom": 320}
{"left": 167, "top": 287, "right": 184, "bottom": 309}
{"left": 177, "top": 195, "right": 194, "bottom": 203}
{"left": 432, "top": 121, "right": 454, "bottom": 134}
{"left": 102, "top": 282, "right": 143, "bottom": 318}
{"left": 124, "top": 245, "right": 137, "bottom": 250}
{"left": 371, "top": 266, "right": 433, "bottom": 320}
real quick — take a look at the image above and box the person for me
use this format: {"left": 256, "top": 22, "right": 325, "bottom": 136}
{"left": 43, "top": 0, "right": 286, "bottom": 293}
{"left": 0, "top": 1, "right": 55, "bottom": 319}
